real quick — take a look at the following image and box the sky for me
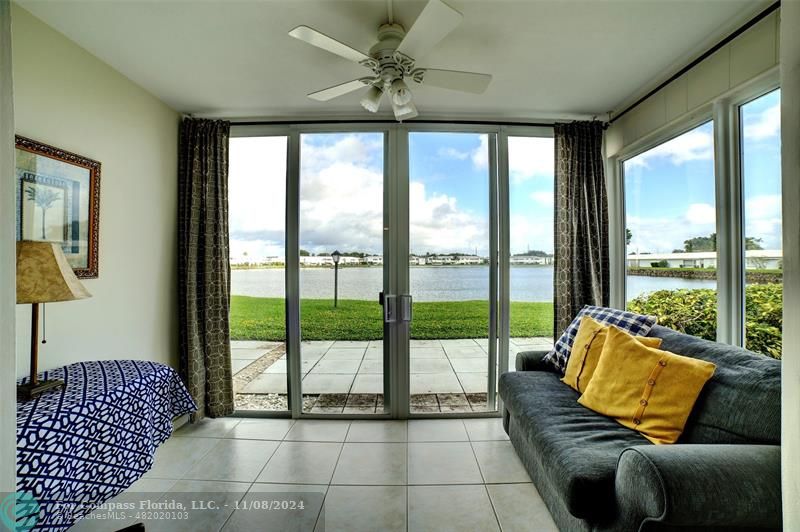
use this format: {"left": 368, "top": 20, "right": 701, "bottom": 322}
{"left": 625, "top": 89, "right": 781, "bottom": 254}
{"left": 228, "top": 89, "right": 780, "bottom": 263}
{"left": 229, "top": 131, "right": 555, "bottom": 261}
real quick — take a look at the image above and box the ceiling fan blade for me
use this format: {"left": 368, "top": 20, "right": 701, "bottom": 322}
{"left": 396, "top": 0, "right": 463, "bottom": 60}
{"left": 417, "top": 69, "right": 492, "bottom": 94}
{"left": 392, "top": 99, "right": 418, "bottom": 122}
{"left": 289, "top": 25, "right": 371, "bottom": 64}
{"left": 308, "top": 79, "right": 368, "bottom": 101}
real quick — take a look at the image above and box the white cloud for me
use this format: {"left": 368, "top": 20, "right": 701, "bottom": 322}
{"left": 508, "top": 136, "right": 554, "bottom": 183}
{"left": 471, "top": 135, "right": 489, "bottom": 170}
{"left": 685, "top": 203, "right": 716, "bottom": 225}
{"left": 437, "top": 146, "right": 469, "bottom": 160}
{"left": 530, "top": 191, "right": 554, "bottom": 206}
{"left": 510, "top": 213, "right": 553, "bottom": 255}
{"left": 626, "top": 127, "right": 713, "bottom": 169}
{"left": 743, "top": 104, "right": 780, "bottom": 141}
{"left": 745, "top": 194, "right": 782, "bottom": 249}
{"left": 230, "top": 133, "right": 491, "bottom": 258}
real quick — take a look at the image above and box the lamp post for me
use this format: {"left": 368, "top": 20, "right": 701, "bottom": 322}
{"left": 331, "top": 250, "right": 341, "bottom": 308}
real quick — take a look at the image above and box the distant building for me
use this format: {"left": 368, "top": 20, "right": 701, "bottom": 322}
{"left": 510, "top": 255, "right": 551, "bottom": 265}
{"left": 364, "top": 255, "right": 383, "bottom": 265}
{"left": 626, "top": 250, "right": 782, "bottom": 269}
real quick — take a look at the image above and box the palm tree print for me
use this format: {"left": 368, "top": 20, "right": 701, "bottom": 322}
{"left": 25, "top": 186, "right": 61, "bottom": 240}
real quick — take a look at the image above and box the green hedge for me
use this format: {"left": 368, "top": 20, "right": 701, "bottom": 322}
{"left": 628, "top": 283, "right": 782, "bottom": 359}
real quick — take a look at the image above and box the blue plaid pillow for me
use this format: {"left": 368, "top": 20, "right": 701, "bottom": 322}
{"left": 543, "top": 305, "right": 657, "bottom": 374}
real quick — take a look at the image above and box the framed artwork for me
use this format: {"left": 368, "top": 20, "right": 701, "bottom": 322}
{"left": 15, "top": 136, "right": 101, "bottom": 278}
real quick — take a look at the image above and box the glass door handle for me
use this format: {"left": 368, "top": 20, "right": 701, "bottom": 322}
{"left": 399, "top": 295, "right": 413, "bottom": 323}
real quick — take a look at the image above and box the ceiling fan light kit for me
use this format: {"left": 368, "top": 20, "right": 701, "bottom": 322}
{"left": 288, "top": 0, "right": 492, "bottom": 122}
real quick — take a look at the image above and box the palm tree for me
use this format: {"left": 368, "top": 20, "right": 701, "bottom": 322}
{"left": 25, "top": 186, "right": 61, "bottom": 240}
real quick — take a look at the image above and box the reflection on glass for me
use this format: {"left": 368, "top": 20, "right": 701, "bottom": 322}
{"left": 741, "top": 89, "right": 782, "bottom": 358}
{"left": 508, "top": 136, "right": 556, "bottom": 369}
{"left": 299, "top": 133, "right": 385, "bottom": 414}
{"left": 624, "top": 122, "right": 718, "bottom": 340}
{"left": 228, "top": 136, "right": 288, "bottom": 411}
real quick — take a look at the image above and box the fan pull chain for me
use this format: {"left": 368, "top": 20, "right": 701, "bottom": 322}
{"left": 42, "top": 303, "right": 47, "bottom": 344}
{"left": 388, "top": 0, "right": 394, "bottom": 23}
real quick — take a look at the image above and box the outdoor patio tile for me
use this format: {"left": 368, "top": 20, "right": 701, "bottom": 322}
{"left": 309, "top": 359, "right": 361, "bottom": 374}
{"left": 311, "top": 405, "right": 345, "bottom": 414}
{"left": 231, "top": 359, "right": 254, "bottom": 375}
{"left": 409, "top": 485, "right": 499, "bottom": 532}
{"left": 409, "top": 340, "right": 442, "bottom": 348}
{"left": 408, "top": 419, "right": 468, "bottom": 442}
{"left": 301, "top": 340, "right": 334, "bottom": 349}
{"left": 332, "top": 443, "right": 407, "bottom": 485}
{"left": 409, "top": 347, "right": 447, "bottom": 359}
{"left": 440, "top": 339, "right": 481, "bottom": 348}
{"left": 256, "top": 441, "right": 342, "bottom": 484}
{"left": 407, "top": 442, "right": 483, "bottom": 484}
{"left": 183, "top": 439, "right": 280, "bottom": 482}
{"left": 471, "top": 441, "right": 532, "bottom": 483}
{"left": 487, "top": 483, "right": 557, "bottom": 532}
{"left": 243, "top": 373, "right": 287, "bottom": 394}
{"left": 367, "top": 340, "right": 383, "bottom": 348}
{"left": 225, "top": 484, "right": 326, "bottom": 532}
{"left": 331, "top": 340, "right": 370, "bottom": 348}
{"left": 318, "top": 485, "right": 406, "bottom": 532}
{"left": 364, "top": 347, "right": 383, "bottom": 359}
{"left": 230, "top": 348, "right": 269, "bottom": 360}
{"left": 457, "top": 372, "right": 489, "bottom": 394}
{"left": 231, "top": 341, "right": 276, "bottom": 349}
{"left": 357, "top": 359, "right": 383, "bottom": 373}
{"left": 285, "top": 420, "right": 351, "bottom": 442}
{"left": 409, "top": 358, "right": 452, "bottom": 374}
{"left": 450, "top": 358, "right": 489, "bottom": 373}
{"left": 463, "top": 418, "right": 509, "bottom": 441}
{"left": 264, "top": 359, "right": 286, "bottom": 373}
{"left": 350, "top": 374, "right": 383, "bottom": 394}
{"left": 346, "top": 420, "right": 407, "bottom": 442}
{"left": 227, "top": 419, "right": 295, "bottom": 440}
{"left": 323, "top": 348, "right": 367, "bottom": 360}
{"left": 301, "top": 373, "right": 355, "bottom": 394}
{"left": 444, "top": 346, "right": 488, "bottom": 358}
{"left": 410, "top": 373, "right": 463, "bottom": 394}
{"left": 174, "top": 417, "right": 241, "bottom": 438}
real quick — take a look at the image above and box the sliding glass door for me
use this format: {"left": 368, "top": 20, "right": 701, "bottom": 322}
{"left": 230, "top": 125, "right": 554, "bottom": 418}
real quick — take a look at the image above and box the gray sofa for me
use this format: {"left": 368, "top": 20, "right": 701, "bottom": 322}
{"left": 498, "top": 324, "right": 782, "bottom": 532}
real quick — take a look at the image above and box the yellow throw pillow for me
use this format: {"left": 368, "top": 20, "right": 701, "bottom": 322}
{"left": 562, "top": 316, "right": 663, "bottom": 393}
{"left": 578, "top": 326, "right": 716, "bottom": 444}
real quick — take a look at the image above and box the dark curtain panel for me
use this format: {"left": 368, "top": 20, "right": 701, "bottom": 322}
{"left": 553, "top": 121, "right": 609, "bottom": 334}
{"left": 178, "top": 118, "right": 233, "bottom": 420}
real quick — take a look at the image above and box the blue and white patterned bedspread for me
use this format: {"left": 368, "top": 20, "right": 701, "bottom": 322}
{"left": 16, "top": 360, "right": 197, "bottom": 531}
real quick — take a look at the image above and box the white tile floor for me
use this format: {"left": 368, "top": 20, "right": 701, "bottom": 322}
{"left": 70, "top": 418, "right": 557, "bottom": 532}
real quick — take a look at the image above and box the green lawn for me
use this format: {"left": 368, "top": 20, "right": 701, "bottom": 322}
{"left": 230, "top": 296, "right": 553, "bottom": 341}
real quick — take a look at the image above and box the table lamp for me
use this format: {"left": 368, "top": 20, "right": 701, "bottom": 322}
{"left": 16, "top": 241, "right": 91, "bottom": 400}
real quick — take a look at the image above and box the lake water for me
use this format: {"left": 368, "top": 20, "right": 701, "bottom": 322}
{"left": 232, "top": 266, "right": 716, "bottom": 302}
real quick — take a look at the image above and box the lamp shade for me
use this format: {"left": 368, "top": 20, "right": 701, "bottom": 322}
{"left": 16, "top": 241, "right": 91, "bottom": 304}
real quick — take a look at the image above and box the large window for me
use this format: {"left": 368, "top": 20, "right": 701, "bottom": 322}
{"left": 741, "top": 89, "right": 782, "bottom": 358}
{"left": 624, "top": 122, "right": 718, "bottom": 341}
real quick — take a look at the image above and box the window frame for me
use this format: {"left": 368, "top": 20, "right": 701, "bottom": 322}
{"left": 609, "top": 70, "right": 780, "bottom": 348}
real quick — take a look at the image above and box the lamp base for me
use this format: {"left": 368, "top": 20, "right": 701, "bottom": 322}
{"left": 17, "top": 379, "right": 64, "bottom": 401}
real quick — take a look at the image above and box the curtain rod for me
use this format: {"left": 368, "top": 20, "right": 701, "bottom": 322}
{"left": 609, "top": 0, "right": 781, "bottom": 125}
{"left": 230, "top": 118, "right": 557, "bottom": 127}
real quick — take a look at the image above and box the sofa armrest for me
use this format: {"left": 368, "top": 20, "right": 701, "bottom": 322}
{"left": 515, "top": 350, "right": 552, "bottom": 372}
{"left": 616, "top": 444, "right": 781, "bottom": 530}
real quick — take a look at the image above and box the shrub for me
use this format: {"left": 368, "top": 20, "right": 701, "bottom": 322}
{"left": 628, "top": 283, "right": 782, "bottom": 359}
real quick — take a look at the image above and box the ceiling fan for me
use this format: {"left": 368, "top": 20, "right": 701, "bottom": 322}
{"left": 288, "top": 0, "right": 492, "bottom": 121}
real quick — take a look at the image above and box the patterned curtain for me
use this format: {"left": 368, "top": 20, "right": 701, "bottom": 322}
{"left": 178, "top": 118, "right": 233, "bottom": 420}
{"left": 553, "top": 121, "right": 609, "bottom": 335}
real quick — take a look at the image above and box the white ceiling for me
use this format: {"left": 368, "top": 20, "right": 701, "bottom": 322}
{"left": 18, "top": 0, "right": 768, "bottom": 121}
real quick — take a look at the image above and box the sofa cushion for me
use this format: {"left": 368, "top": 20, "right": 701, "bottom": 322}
{"left": 647, "top": 325, "right": 781, "bottom": 444}
{"left": 543, "top": 305, "right": 657, "bottom": 374}
{"left": 499, "top": 370, "right": 650, "bottom": 520}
